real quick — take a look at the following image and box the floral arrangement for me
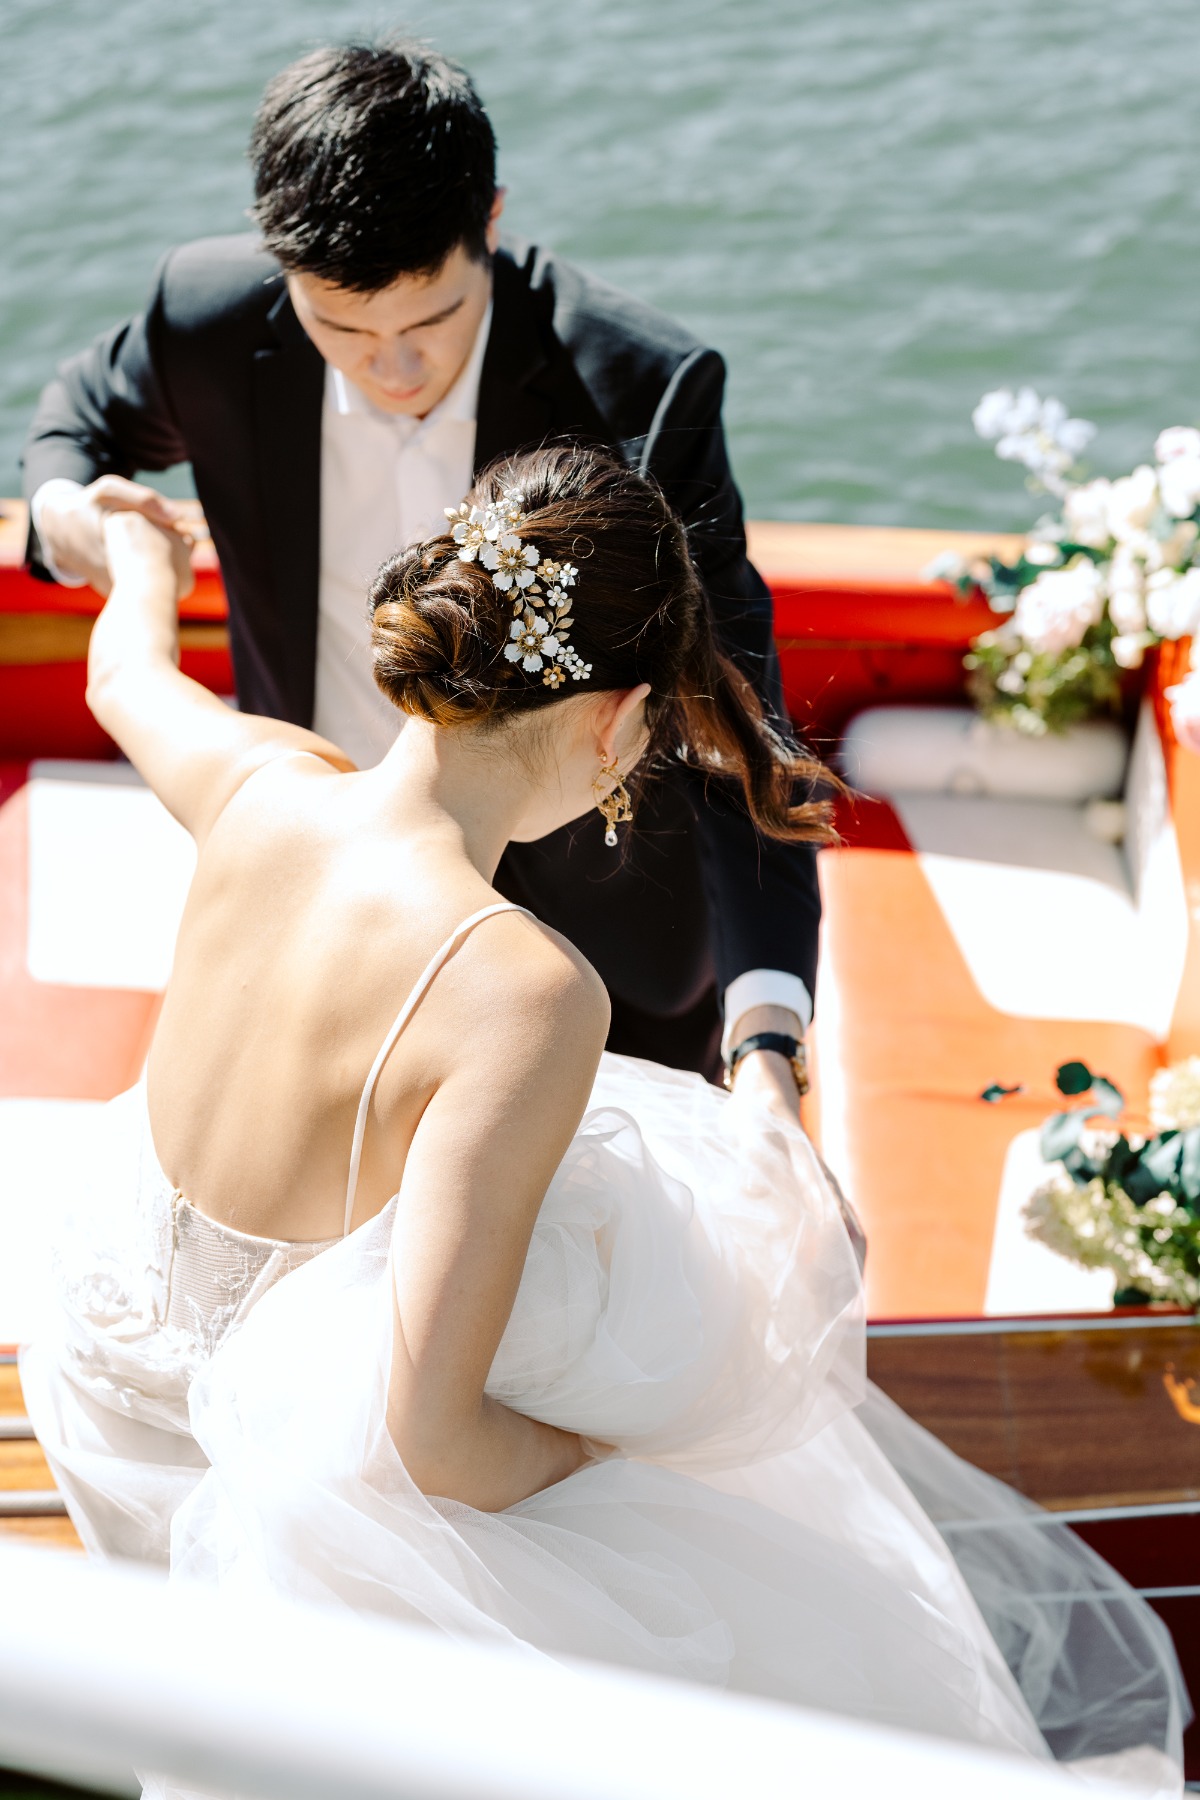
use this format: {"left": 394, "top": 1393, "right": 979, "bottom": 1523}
{"left": 930, "top": 393, "right": 1200, "bottom": 735}
{"left": 1023, "top": 1058, "right": 1200, "bottom": 1307}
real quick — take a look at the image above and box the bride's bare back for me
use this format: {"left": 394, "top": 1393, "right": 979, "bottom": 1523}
{"left": 149, "top": 753, "right": 574, "bottom": 1244}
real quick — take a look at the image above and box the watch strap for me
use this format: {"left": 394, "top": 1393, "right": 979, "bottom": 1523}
{"left": 723, "top": 1032, "right": 810, "bottom": 1095}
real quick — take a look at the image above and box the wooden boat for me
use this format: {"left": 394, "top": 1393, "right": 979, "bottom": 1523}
{"left": 2, "top": 497, "right": 1199, "bottom": 1769}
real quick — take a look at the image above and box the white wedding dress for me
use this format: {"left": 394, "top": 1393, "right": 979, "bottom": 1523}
{"left": 19, "top": 904, "right": 1187, "bottom": 1797}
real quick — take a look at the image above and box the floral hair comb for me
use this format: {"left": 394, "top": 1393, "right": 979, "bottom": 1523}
{"left": 445, "top": 488, "right": 592, "bottom": 689}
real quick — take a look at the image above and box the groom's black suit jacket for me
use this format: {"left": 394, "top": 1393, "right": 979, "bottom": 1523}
{"left": 23, "top": 235, "right": 820, "bottom": 1070}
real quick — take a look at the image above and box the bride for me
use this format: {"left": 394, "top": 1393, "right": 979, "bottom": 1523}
{"left": 20, "top": 446, "right": 1185, "bottom": 1793}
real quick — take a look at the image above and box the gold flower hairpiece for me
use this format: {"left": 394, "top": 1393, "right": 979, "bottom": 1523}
{"left": 445, "top": 488, "right": 592, "bottom": 689}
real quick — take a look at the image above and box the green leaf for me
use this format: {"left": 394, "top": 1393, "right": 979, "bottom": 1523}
{"left": 1041, "top": 1111, "right": 1087, "bottom": 1163}
{"left": 1089, "top": 1076, "right": 1125, "bottom": 1118}
{"left": 1056, "top": 1061, "right": 1094, "bottom": 1096}
{"left": 1060, "top": 1145, "right": 1100, "bottom": 1183}
{"left": 1104, "top": 1135, "right": 1139, "bottom": 1187}
{"left": 1126, "top": 1131, "right": 1182, "bottom": 1203}
{"left": 1180, "top": 1128, "right": 1200, "bottom": 1203}
{"left": 981, "top": 1082, "right": 1023, "bottom": 1103}
{"left": 1113, "top": 1286, "right": 1153, "bottom": 1308}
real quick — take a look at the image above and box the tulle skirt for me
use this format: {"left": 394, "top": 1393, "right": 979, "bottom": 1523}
{"left": 19, "top": 1056, "right": 1188, "bottom": 1796}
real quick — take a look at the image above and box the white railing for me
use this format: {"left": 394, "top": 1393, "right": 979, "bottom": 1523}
{"left": 0, "top": 1542, "right": 1128, "bottom": 1800}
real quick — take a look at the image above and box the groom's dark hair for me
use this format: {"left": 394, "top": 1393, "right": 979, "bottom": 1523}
{"left": 249, "top": 38, "right": 497, "bottom": 293}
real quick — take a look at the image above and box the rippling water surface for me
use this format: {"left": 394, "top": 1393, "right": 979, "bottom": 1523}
{"left": 2, "top": 0, "right": 1198, "bottom": 527}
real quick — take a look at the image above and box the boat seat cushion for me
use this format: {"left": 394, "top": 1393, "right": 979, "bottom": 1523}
{"left": 839, "top": 705, "right": 1128, "bottom": 802}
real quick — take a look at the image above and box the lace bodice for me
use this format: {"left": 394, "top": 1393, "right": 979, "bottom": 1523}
{"left": 164, "top": 1194, "right": 336, "bottom": 1340}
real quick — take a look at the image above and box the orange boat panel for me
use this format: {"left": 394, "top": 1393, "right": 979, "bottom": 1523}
{"left": 814, "top": 822, "right": 1159, "bottom": 1320}
{"left": 0, "top": 773, "right": 160, "bottom": 1100}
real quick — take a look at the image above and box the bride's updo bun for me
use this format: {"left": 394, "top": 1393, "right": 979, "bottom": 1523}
{"left": 368, "top": 537, "right": 516, "bottom": 727}
{"left": 368, "top": 444, "right": 835, "bottom": 843}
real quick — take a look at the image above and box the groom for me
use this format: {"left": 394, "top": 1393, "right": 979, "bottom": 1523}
{"left": 23, "top": 38, "right": 819, "bottom": 1108}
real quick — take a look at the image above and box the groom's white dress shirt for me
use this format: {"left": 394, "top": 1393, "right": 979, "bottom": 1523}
{"left": 313, "top": 302, "right": 492, "bottom": 770}
{"left": 29, "top": 296, "right": 809, "bottom": 1039}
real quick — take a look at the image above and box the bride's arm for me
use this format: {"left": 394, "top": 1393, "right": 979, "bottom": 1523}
{"left": 86, "top": 511, "right": 354, "bottom": 843}
{"left": 384, "top": 926, "right": 610, "bottom": 1511}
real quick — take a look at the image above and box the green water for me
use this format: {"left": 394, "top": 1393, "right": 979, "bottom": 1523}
{"left": 2, "top": 0, "right": 1198, "bottom": 530}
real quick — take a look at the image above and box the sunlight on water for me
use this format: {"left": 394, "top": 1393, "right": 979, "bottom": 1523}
{"left": 1, "top": 0, "right": 1198, "bottom": 526}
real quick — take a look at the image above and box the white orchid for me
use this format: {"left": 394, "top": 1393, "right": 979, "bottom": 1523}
{"left": 1145, "top": 566, "right": 1200, "bottom": 639}
{"left": 974, "top": 388, "right": 1096, "bottom": 497}
{"left": 1011, "top": 560, "right": 1106, "bottom": 655}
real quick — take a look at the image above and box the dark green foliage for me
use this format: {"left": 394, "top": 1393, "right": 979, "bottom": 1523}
{"left": 1056, "top": 1061, "right": 1095, "bottom": 1095}
{"left": 1039, "top": 1062, "right": 1200, "bottom": 1217}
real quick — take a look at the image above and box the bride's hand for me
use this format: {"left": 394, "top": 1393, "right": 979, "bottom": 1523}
{"left": 103, "top": 509, "right": 195, "bottom": 602}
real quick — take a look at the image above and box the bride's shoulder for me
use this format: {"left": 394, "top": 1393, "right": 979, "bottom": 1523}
{"left": 458, "top": 911, "right": 609, "bottom": 1057}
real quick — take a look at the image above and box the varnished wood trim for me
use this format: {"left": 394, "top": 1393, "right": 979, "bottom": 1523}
{"left": 0, "top": 1491, "right": 66, "bottom": 1517}
{"left": 0, "top": 613, "right": 229, "bottom": 665}
{"left": 0, "top": 1515, "right": 82, "bottom": 1547}
{"left": 868, "top": 1313, "right": 1198, "bottom": 1338}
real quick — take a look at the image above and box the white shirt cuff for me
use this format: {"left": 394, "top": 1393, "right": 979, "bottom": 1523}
{"left": 30, "top": 479, "right": 88, "bottom": 587}
{"left": 721, "top": 969, "right": 813, "bottom": 1059}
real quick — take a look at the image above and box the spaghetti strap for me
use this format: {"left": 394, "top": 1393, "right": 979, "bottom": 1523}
{"left": 342, "top": 902, "right": 534, "bottom": 1236}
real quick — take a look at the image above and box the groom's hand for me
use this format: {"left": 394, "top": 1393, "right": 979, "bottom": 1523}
{"left": 35, "top": 475, "right": 191, "bottom": 597}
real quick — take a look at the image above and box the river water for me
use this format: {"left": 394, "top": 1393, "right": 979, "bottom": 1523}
{"left": 2, "top": 0, "right": 1198, "bottom": 529}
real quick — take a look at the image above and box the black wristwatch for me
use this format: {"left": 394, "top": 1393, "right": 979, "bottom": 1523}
{"left": 722, "top": 1032, "right": 810, "bottom": 1096}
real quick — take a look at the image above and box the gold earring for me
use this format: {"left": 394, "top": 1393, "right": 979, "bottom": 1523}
{"left": 592, "top": 759, "right": 634, "bottom": 848}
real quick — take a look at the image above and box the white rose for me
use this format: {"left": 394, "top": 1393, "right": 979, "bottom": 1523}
{"left": 1062, "top": 478, "right": 1113, "bottom": 549}
{"left": 1158, "top": 454, "right": 1200, "bottom": 521}
{"left": 1155, "top": 426, "right": 1200, "bottom": 464}
{"left": 1012, "top": 560, "right": 1106, "bottom": 655}
{"left": 1106, "top": 465, "right": 1160, "bottom": 542}
{"left": 1108, "top": 588, "right": 1146, "bottom": 635}
{"left": 1146, "top": 566, "right": 1200, "bottom": 639}
{"left": 1106, "top": 546, "right": 1147, "bottom": 633}
{"left": 1111, "top": 634, "right": 1146, "bottom": 669}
